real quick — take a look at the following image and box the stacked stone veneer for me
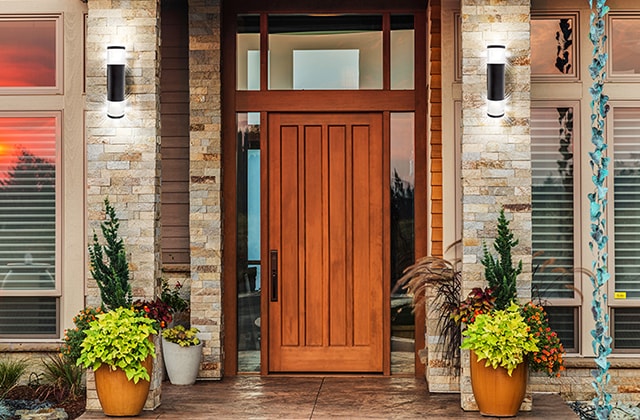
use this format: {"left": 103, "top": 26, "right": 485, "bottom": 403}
{"left": 187, "top": 0, "right": 223, "bottom": 379}
{"left": 459, "top": 0, "right": 532, "bottom": 411}
{"left": 85, "top": 0, "right": 162, "bottom": 410}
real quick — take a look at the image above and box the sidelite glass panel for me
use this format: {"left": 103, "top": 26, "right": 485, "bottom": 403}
{"left": 237, "top": 15, "right": 260, "bottom": 91}
{"left": 390, "top": 112, "right": 415, "bottom": 374}
{"left": 613, "top": 107, "right": 640, "bottom": 299}
{"left": 531, "top": 107, "right": 575, "bottom": 299}
{"left": 613, "top": 308, "right": 640, "bottom": 350}
{"left": 0, "top": 18, "right": 57, "bottom": 88}
{"left": 268, "top": 14, "right": 383, "bottom": 90}
{"left": 531, "top": 17, "right": 576, "bottom": 77}
{"left": 610, "top": 17, "right": 640, "bottom": 76}
{"left": 237, "top": 112, "right": 261, "bottom": 372}
{"left": 391, "top": 15, "right": 414, "bottom": 90}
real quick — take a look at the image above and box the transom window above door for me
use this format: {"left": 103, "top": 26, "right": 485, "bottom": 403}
{"left": 236, "top": 14, "right": 414, "bottom": 91}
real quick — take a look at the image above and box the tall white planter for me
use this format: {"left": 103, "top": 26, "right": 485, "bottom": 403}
{"left": 161, "top": 337, "right": 202, "bottom": 385}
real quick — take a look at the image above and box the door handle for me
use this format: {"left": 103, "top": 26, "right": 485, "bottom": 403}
{"left": 270, "top": 250, "right": 278, "bottom": 302}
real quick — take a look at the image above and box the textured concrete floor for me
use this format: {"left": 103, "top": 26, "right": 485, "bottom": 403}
{"left": 79, "top": 376, "right": 577, "bottom": 419}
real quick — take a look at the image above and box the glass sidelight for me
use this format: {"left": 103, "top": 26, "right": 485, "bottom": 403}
{"left": 236, "top": 112, "right": 261, "bottom": 372}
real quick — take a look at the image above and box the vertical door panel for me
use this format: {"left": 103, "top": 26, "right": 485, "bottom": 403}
{"left": 268, "top": 113, "right": 384, "bottom": 372}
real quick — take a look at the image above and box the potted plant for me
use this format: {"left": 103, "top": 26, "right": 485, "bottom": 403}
{"left": 161, "top": 325, "right": 202, "bottom": 385}
{"left": 77, "top": 307, "right": 157, "bottom": 416}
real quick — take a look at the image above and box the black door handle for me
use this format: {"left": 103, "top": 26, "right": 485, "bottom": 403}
{"left": 270, "top": 250, "right": 278, "bottom": 302}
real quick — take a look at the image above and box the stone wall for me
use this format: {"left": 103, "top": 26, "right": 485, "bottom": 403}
{"left": 187, "top": 0, "right": 224, "bottom": 379}
{"left": 459, "top": 0, "right": 532, "bottom": 411}
{"left": 85, "top": 0, "right": 162, "bottom": 410}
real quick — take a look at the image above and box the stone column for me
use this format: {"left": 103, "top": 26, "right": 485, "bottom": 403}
{"left": 85, "top": 0, "right": 162, "bottom": 410}
{"left": 459, "top": 0, "right": 532, "bottom": 411}
{"left": 188, "top": 0, "right": 224, "bottom": 379}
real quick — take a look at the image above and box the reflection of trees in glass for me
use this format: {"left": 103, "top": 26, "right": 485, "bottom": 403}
{"left": 556, "top": 107, "right": 574, "bottom": 188}
{"left": 0, "top": 150, "right": 55, "bottom": 270}
{"left": 555, "top": 19, "right": 573, "bottom": 74}
{"left": 390, "top": 169, "right": 414, "bottom": 291}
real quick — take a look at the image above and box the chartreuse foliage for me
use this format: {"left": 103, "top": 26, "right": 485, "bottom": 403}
{"left": 461, "top": 302, "right": 539, "bottom": 376}
{"left": 77, "top": 307, "right": 157, "bottom": 384}
{"left": 162, "top": 325, "right": 201, "bottom": 347}
{"left": 588, "top": 0, "right": 613, "bottom": 418}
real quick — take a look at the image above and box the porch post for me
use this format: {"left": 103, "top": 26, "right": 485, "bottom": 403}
{"left": 85, "top": 0, "right": 162, "bottom": 410}
{"left": 187, "top": 0, "right": 224, "bottom": 379}
{"left": 459, "top": 0, "right": 532, "bottom": 411}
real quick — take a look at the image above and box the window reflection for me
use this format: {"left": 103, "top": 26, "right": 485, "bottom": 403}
{"left": 610, "top": 17, "right": 640, "bottom": 75}
{"left": 237, "top": 15, "right": 260, "bottom": 91}
{"left": 0, "top": 19, "right": 57, "bottom": 88}
{"left": 531, "top": 17, "right": 575, "bottom": 77}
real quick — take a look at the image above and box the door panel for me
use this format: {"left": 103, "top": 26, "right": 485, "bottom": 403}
{"left": 267, "top": 113, "right": 385, "bottom": 373}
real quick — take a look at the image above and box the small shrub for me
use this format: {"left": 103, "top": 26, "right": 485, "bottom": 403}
{"left": 42, "top": 354, "right": 84, "bottom": 399}
{"left": 0, "top": 358, "right": 28, "bottom": 397}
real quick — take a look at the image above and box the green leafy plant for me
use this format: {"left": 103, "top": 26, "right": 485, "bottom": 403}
{"left": 481, "top": 208, "right": 521, "bottom": 310}
{"left": 162, "top": 325, "right": 201, "bottom": 347}
{"left": 42, "top": 353, "right": 85, "bottom": 400}
{"left": 88, "top": 197, "right": 132, "bottom": 311}
{"left": 461, "top": 302, "right": 539, "bottom": 375}
{"left": 77, "top": 307, "right": 157, "bottom": 383}
{"left": 0, "top": 358, "right": 28, "bottom": 397}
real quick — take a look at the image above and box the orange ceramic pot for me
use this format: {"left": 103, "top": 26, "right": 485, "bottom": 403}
{"left": 94, "top": 355, "right": 152, "bottom": 416}
{"left": 470, "top": 351, "right": 527, "bottom": 417}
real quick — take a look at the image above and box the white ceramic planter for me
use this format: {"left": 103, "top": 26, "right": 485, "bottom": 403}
{"left": 161, "top": 337, "right": 202, "bottom": 385}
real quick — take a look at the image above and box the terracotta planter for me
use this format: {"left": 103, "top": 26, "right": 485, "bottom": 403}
{"left": 162, "top": 337, "right": 202, "bottom": 385}
{"left": 94, "top": 355, "right": 153, "bottom": 416}
{"left": 470, "top": 351, "right": 527, "bottom": 417}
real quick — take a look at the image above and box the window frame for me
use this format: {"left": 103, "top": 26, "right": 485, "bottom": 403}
{"left": 0, "top": 14, "right": 63, "bottom": 95}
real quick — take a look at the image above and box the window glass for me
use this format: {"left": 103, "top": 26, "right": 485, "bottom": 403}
{"left": 531, "top": 107, "right": 576, "bottom": 299}
{"left": 0, "top": 18, "right": 58, "bottom": 88}
{"left": 610, "top": 16, "right": 640, "bottom": 76}
{"left": 613, "top": 107, "right": 640, "bottom": 299}
{"left": 268, "top": 15, "right": 383, "bottom": 90}
{"left": 0, "top": 297, "right": 57, "bottom": 337}
{"left": 391, "top": 15, "right": 414, "bottom": 90}
{"left": 613, "top": 308, "right": 640, "bottom": 350}
{"left": 237, "top": 112, "right": 261, "bottom": 372}
{"left": 531, "top": 16, "right": 576, "bottom": 78}
{"left": 390, "top": 112, "right": 415, "bottom": 374}
{"left": 237, "top": 15, "right": 260, "bottom": 91}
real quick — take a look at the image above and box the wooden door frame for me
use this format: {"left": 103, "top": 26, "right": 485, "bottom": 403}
{"left": 222, "top": 0, "right": 428, "bottom": 377}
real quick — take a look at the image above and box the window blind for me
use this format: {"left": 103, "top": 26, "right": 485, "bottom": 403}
{"left": 531, "top": 107, "right": 575, "bottom": 299}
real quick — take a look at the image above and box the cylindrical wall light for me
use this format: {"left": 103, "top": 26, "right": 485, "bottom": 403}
{"left": 486, "top": 45, "right": 506, "bottom": 118}
{"left": 107, "top": 46, "right": 126, "bottom": 119}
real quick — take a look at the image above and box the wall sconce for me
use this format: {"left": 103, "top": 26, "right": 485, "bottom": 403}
{"left": 486, "top": 45, "right": 506, "bottom": 118}
{"left": 107, "top": 46, "right": 126, "bottom": 119}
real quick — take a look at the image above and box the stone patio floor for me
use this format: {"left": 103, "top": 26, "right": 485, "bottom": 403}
{"left": 79, "top": 376, "right": 578, "bottom": 419}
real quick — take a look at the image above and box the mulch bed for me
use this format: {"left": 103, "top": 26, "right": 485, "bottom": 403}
{"left": 3, "top": 385, "right": 85, "bottom": 419}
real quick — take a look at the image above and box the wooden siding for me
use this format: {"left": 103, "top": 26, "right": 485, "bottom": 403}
{"left": 430, "top": 0, "right": 443, "bottom": 257}
{"left": 161, "top": 0, "right": 190, "bottom": 265}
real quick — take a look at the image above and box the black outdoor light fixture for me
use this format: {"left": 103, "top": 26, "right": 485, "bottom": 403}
{"left": 486, "top": 44, "right": 506, "bottom": 118}
{"left": 107, "top": 45, "right": 126, "bottom": 119}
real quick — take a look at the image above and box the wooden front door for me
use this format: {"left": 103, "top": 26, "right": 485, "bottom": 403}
{"left": 267, "top": 113, "right": 386, "bottom": 373}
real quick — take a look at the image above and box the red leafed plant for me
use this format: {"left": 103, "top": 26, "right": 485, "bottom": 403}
{"left": 133, "top": 298, "right": 172, "bottom": 329}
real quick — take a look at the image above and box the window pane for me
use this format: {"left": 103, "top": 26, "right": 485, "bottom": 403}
{"left": 0, "top": 19, "right": 57, "bottom": 88}
{"left": 237, "top": 112, "right": 260, "bottom": 372}
{"left": 0, "top": 297, "right": 57, "bottom": 337}
{"left": 613, "top": 308, "right": 640, "bottom": 350}
{"left": 268, "top": 15, "right": 383, "bottom": 90}
{"left": 391, "top": 15, "right": 414, "bottom": 90}
{"left": 237, "top": 15, "right": 260, "bottom": 91}
{"left": 531, "top": 107, "right": 575, "bottom": 299}
{"left": 545, "top": 306, "right": 577, "bottom": 352}
{"left": 610, "top": 17, "right": 640, "bottom": 75}
{"left": 613, "top": 107, "right": 640, "bottom": 299}
{"left": 531, "top": 17, "right": 575, "bottom": 77}
{"left": 390, "top": 112, "right": 415, "bottom": 374}
{"left": 0, "top": 116, "right": 57, "bottom": 291}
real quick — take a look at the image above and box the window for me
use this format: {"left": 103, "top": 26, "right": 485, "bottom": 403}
{"left": 0, "top": 114, "right": 60, "bottom": 337}
{"left": 0, "top": 16, "right": 62, "bottom": 93}
{"left": 531, "top": 2, "right": 640, "bottom": 356}
{"left": 531, "top": 14, "right": 578, "bottom": 80}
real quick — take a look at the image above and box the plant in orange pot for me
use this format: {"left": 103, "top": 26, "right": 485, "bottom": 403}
{"left": 76, "top": 307, "right": 157, "bottom": 417}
